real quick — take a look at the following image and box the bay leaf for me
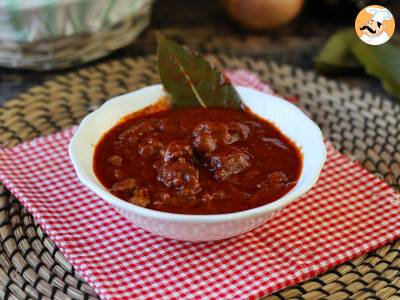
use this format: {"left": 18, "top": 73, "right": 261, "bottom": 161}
{"left": 157, "top": 32, "right": 242, "bottom": 109}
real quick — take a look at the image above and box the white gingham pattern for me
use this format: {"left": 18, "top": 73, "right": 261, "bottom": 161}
{"left": 0, "top": 71, "right": 399, "bottom": 299}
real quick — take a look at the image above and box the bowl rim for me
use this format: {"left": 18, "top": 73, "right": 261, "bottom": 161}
{"left": 69, "top": 84, "right": 326, "bottom": 223}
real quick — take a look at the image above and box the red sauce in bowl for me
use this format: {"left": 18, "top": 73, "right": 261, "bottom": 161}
{"left": 93, "top": 103, "right": 302, "bottom": 214}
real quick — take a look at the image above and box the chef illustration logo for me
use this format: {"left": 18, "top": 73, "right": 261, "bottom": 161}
{"left": 355, "top": 5, "right": 395, "bottom": 45}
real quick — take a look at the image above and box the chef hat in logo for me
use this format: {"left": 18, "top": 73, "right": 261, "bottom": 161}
{"left": 366, "top": 7, "right": 393, "bottom": 24}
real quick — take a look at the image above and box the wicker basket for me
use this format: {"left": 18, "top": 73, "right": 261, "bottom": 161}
{"left": 0, "top": 0, "right": 153, "bottom": 70}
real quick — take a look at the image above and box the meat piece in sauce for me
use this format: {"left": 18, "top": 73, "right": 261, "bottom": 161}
{"left": 256, "top": 171, "right": 290, "bottom": 193}
{"left": 107, "top": 155, "right": 123, "bottom": 167}
{"left": 128, "top": 187, "right": 150, "bottom": 207}
{"left": 249, "top": 172, "right": 292, "bottom": 205}
{"left": 138, "top": 137, "right": 164, "bottom": 159}
{"left": 118, "top": 119, "right": 160, "bottom": 142}
{"left": 113, "top": 169, "right": 127, "bottom": 180}
{"left": 154, "top": 192, "right": 198, "bottom": 209}
{"left": 192, "top": 121, "right": 250, "bottom": 154}
{"left": 201, "top": 191, "right": 226, "bottom": 203}
{"left": 192, "top": 121, "right": 229, "bottom": 146}
{"left": 226, "top": 122, "right": 250, "bottom": 144}
{"left": 157, "top": 159, "right": 201, "bottom": 196}
{"left": 208, "top": 145, "right": 251, "bottom": 181}
{"left": 161, "top": 141, "right": 193, "bottom": 162}
{"left": 192, "top": 131, "right": 218, "bottom": 153}
{"left": 110, "top": 178, "right": 137, "bottom": 193}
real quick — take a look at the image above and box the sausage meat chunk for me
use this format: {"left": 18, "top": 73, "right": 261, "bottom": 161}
{"left": 107, "top": 155, "right": 123, "bottom": 167}
{"left": 257, "top": 171, "right": 290, "bottom": 193}
{"left": 161, "top": 141, "right": 193, "bottom": 162}
{"left": 192, "top": 121, "right": 250, "bottom": 153}
{"left": 138, "top": 138, "right": 164, "bottom": 159}
{"left": 118, "top": 119, "right": 160, "bottom": 142}
{"left": 128, "top": 187, "right": 150, "bottom": 207}
{"left": 157, "top": 160, "right": 201, "bottom": 196}
{"left": 226, "top": 122, "right": 250, "bottom": 143}
{"left": 110, "top": 178, "right": 137, "bottom": 193}
{"left": 208, "top": 145, "right": 251, "bottom": 181}
{"left": 192, "top": 131, "right": 218, "bottom": 153}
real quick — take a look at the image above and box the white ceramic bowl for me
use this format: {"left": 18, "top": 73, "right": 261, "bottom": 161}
{"left": 69, "top": 84, "right": 326, "bottom": 242}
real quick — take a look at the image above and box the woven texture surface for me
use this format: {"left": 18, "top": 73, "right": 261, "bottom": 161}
{"left": 0, "top": 55, "right": 399, "bottom": 299}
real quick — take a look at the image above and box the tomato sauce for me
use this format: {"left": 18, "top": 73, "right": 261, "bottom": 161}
{"left": 93, "top": 103, "right": 302, "bottom": 214}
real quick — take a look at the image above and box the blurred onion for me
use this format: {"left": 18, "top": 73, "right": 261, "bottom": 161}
{"left": 223, "top": 0, "right": 304, "bottom": 30}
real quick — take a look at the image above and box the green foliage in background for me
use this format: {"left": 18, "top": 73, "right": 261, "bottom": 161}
{"left": 315, "top": 28, "right": 400, "bottom": 100}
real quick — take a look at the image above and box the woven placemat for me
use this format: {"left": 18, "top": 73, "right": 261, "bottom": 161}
{"left": 0, "top": 55, "right": 399, "bottom": 299}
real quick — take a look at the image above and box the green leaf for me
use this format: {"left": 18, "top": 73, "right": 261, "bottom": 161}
{"left": 315, "top": 28, "right": 400, "bottom": 99}
{"left": 315, "top": 28, "right": 361, "bottom": 74}
{"left": 351, "top": 41, "right": 400, "bottom": 98}
{"left": 157, "top": 32, "right": 242, "bottom": 109}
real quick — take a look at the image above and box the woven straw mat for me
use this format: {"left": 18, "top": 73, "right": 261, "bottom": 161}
{"left": 0, "top": 55, "right": 399, "bottom": 300}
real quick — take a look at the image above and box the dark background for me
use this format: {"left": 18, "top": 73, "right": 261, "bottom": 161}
{"left": 1, "top": 0, "right": 399, "bottom": 104}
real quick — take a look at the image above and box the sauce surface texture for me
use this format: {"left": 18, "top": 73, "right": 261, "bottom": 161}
{"left": 94, "top": 106, "right": 302, "bottom": 214}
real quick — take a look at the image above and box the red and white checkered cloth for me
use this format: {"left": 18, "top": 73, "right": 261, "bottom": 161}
{"left": 0, "top": 71, "right": 399, "bottom": 299}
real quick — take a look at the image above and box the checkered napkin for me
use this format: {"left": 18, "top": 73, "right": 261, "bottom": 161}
{"left": 1, "top": 71, "right": 400, "bottom": 300}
